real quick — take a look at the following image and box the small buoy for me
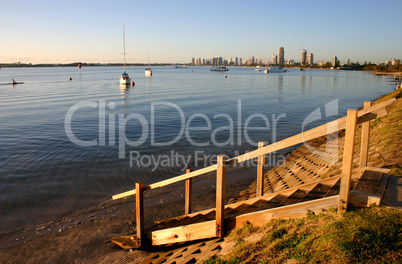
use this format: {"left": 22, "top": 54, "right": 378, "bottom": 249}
{"left": 192, "top": 70, "right": 193, "bottom": 72}
{"left": 132, "top": 81, "right": 135, "bottom": 86}
{"left": 225, "top": 75, "right": 227, "bottom": 78}
{"left": 69, "top": 77, "right": 72, "bottom": 81}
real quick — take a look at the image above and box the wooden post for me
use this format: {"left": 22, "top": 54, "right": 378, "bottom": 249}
{"left": 185, "top": 168, "right": 192, "bottom": 215}
{"left": 359, "top": 101, "right": 372, "bottom": 168}
{"left": 338, "top": 110, "right": 358, "bottom": 213}
{"left": 135, "top": 182, "right": 144, "bottom": 246}
{"left": 256, "top": 141, "right": 266, "bottom": 197}
{"left": 216, "top": 155, "right": 226, "bottom": 237}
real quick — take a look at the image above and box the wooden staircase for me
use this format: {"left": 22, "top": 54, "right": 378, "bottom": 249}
{"left": 110, "top": 98, "right": 395, "bottom": 255}
{"left": 111, "top": 167, "right": 390, "bottom": 251}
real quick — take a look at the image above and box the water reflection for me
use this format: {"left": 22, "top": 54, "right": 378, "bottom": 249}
{"left": 306, "top": 75, "right": 312, "bottom": 92}
{"left": 119, "top": 83, "right": 132, "bottom": 113}
{"left": 119, "top": 83, "right": 131, "bottom": 98}
{"left": 276, "top": 75, "right": 284, "bottom": 101}
{"left": 300, "top": 74, "right": 306, "bottom": 92}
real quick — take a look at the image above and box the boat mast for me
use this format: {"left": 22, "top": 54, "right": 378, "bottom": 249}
{"left": 147, "top": 48, "right": 150, "bottom": 67}
{"left": 123, "top": 25, "right": 127, "bottom": 72}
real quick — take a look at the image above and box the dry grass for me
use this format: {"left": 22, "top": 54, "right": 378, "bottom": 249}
{"left": 369, "top": 89, "right": 402, "bottom": 176}
{"left": 205, "top": 206, "right": 402, "bottom": 263}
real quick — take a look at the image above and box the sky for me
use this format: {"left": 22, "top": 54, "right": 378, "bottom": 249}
{"left": 1, "top": 0, "right": 401, "bottom": 64}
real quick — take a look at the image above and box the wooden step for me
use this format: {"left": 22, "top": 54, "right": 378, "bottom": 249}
{"left": 353, "top": 169, "right": 384, "bottom": 195}
{"left": 280, "top": 186, "right": 313, "bottom": 206}
{"left": 324, "top": 178, "right": 341, "bottom": 197}
{"left": 300, "top": 183, "right": 333, "bottom": 202}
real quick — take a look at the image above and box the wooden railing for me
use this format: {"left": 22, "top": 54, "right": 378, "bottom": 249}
{"left": 112, "top": 98, "right": 395, "bottom": 246}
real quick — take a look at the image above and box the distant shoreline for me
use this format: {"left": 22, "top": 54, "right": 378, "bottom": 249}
{"left": 0, "top": 63, "right": 187, "bottom": 68}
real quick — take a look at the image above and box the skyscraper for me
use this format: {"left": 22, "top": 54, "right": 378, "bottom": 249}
{"left": 235, "top": 57, "right": 238, "bottom": 66}
{"left": 301, "top": 50, "right": 307, "bottom": 65}
{"left": 192, "top": 57, "right": 195, "bottom": 65}
{"left": 272, "top": 54, "right": 277, "bottom": 65}
{"left": 307, "top": 52, "right": 314, "bottom": 65}
{"left": 332, "top": 56, "right": 338, "bottom": 67}
{"left": 278, "top": 47, "right": 284, "bottom": 66}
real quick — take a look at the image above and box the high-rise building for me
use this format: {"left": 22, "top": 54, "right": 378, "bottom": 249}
{"left": 239, "top": 58, "right": 243, "bottom": 66}
{"left": 218, "top": 57, "right": 223, "bottom": 65}
{"left": 301, "top": 50, "right": 307, "bottom": 65}
{"left": 307, "top": 52, "right": 314, "bottom": 65}
{"left": 272, "top": 54, "right": 277, "bottom": 65}
{"left": 192, "top": 57, "right": 195, "bottom": 65}
{"left": 278, "top": 47, "right": 284, "bottom": 66}
{"left": 235, "top": 57, "right": 238, "bottom": 66}
{"left": 332, "top": 56, "right": 338, "bottom": 67}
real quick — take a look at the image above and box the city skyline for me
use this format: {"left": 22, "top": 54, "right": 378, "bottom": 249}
{"left": 1, "top": 0, "right": 401, "bottom": 64}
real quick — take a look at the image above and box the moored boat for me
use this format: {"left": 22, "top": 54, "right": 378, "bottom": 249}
{"left": 145, "top": 49, "right": 152, "bottom": 76}
{"left": 119, "top": 25, "right": 131, "bottom": 85}
{"left": 145, "top": 67, "right": 152, "bottom": 76}
{"left": 265, "top": 66, "right": 287, "bottom": 73}
{"left": 210, "top": 66, "right": 229, "bottom": 72}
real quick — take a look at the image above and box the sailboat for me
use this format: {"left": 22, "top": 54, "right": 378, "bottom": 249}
{"left": 145, "top": 48, "right": 152, "bottom": 76}
{"left": 119, "top": 25, "right": 131, "bottom": 85}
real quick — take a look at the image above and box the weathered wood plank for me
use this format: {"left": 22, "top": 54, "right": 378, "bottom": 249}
{"left": 374, "top": 173, "right": 390, "bottom": 200}
{"left": 360, "top": 101, "right": 372, "bottom": 168}
{"left": 353, "top": 170, "right": 383, "bottom": 196}
{"left": 216, "top": 155, "right": 226, "bottom": 237}
{"left": 185, "top": 169, "right": 192, "bottom": 215}
{"left": 112, "top": 165, "right": 217, "bottom": 200}
{"left": 110, "top": 235, "right": 140, "bottom": 250}
{"left": 136, "top": 182, "right": 144, "bottom": 246}
{"left": 349, "top": 192, "right": 381, "bottom": 207}
{"left": 362, "top": 167, "right": 390, "bottom": 174}
{"left": 338, "top": 110, "right": 358, "bottom": 213}
{"left": 226, "top": 196, "right": 339, "bottom": 231}
{"left": 149, "top": 220, "right": 217, "bottom": 246}
{"left": 256, "top": 141, "right": 266, "bottom": 197}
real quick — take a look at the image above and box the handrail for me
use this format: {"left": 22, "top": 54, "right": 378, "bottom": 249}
{"left": 112, "top": 98, "right": 395, "bottom": 200}
{"left": 112, "top": 165, "right": 217, "bottom": 200}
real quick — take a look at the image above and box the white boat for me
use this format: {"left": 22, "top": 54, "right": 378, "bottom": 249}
{"left": 265, "top": 66, "right": 287, "bottom": 73}
{"left": 210, "top": 66, "right": 229, "bottom": 72}
{"left": 145, "top": 67, "right": 152, "bottom": 76}
{"left": 174, "top": 65, "right": 188, "bottom": 68}
{"left": 254, "top": 66, "right": 262, "bottom": 72}
{"left": 119, "top": 25, "right": 131, "bottom": 85}
{"left": 145, "top": 49, "right": 152, "bottom": 76}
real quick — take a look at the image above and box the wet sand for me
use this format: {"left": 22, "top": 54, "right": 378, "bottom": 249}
{"left": 0, "top": 167, "right": 258, "bottom": 263}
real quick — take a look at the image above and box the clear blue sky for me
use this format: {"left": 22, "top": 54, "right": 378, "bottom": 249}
{"left": 1, "top": 0, "right": 401, "bottom": 64}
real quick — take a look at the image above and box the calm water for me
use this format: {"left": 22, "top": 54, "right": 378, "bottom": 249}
{"left": 0, "top": 66, "right": 395, "bottom": 234}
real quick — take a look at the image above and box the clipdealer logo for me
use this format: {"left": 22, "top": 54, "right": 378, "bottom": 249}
{"left": 64, "top": 99, "right": 339, "bottom": 168}
{"left": 64, "top": 100, "right": 286, "bottom": 158}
